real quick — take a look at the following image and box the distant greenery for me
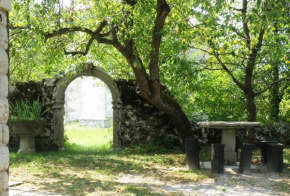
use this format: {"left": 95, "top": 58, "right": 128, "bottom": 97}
{"left": 64, "top": 123, "right": 113, "bottom": 149}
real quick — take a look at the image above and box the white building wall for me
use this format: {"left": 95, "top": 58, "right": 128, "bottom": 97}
{"left": 0, "top": 1, "right": 10, "bottom": 195}
{"left": 65, "top": 77, "right": 113, "bottom": 128}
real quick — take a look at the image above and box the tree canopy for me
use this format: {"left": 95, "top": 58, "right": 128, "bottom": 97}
{"left": 9, "top": 0, "right": 290, "bottom": 128}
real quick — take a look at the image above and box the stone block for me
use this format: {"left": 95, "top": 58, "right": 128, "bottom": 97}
{"left": 0, "top": 191, "right": 9, "bottom": 196}
{"left": 0, "top": 11, "right": 7, "bottom": 26}
{"left": 0, "top": 48, "right": 8, "bottom": 74}
{"left": 0, "top": 172, "right": 3, "bottom": 192}
{"left": 2, "top": 171, "right": 8, "bottom": 190}
{"left": 0, "top": 98, "right": 8, "bottom": 124}
{"left": 0, "top": 26, "right": 8, "bottom": 50}
{"left": 0, "top": 171, "right": 9, "bottom": 195}
{"left": 0, "top": 75, "right": 8, "bottom": 97}
{"left": 1, "top": 125, "right": 8, "bottom": 145}
{"left": 0, "top": 147, "right": 9, "bottom": 171}
{"left": 0, "top": 0, "right": 11, "bottom": 11}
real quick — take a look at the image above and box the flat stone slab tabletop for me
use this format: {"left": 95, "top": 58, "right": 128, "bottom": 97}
{"left": 197, "top": 121, "right": 261, "bottom": 165}
{"left": 197, "top": 121, "right": 261, "bottom": 129}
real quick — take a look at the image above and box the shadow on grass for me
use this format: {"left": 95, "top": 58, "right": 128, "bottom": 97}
{"left": 35, "top": 172, "right": 177, "bottom": 196}
{"left": 9, "top": 142, "right": 212, "bottom": 195}
{"left": 12, "top": 144, "right": 290, "bottom": 195}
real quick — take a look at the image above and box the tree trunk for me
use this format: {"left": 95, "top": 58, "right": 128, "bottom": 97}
{"left": 269, "top": 64, "right": 281, "bottom": 122}
{"left": 244, "top": 92, "right": 257, "bottom": 122}
{"left": 140, "top": 90, "right": 194, "bottom": 146}
{"left": 244, "top": 90, "right": 257, "bottom": 142}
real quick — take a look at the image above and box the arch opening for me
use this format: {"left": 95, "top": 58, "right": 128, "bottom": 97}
{"left": 52, "top": 63, "right": 122, "bottom": 150}
{"left": 64, "top": 76, "right": 113, "bottom": 148}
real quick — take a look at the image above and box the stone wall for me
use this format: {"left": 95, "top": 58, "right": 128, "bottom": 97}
{"left": 9, "top": 78, "right": 184, "bottom": 150}
{"left": 0, "top": 1, "right": 10, "bottom": 195}
{"left": 9, "top": 79, "right": 58, "bottom": 150}
{"left": 115, "top": 80, "right": 178, "bottom": 147}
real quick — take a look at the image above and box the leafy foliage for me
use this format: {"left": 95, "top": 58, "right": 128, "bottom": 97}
{"left": 9, "top": 0, "right": 290, "bottom": 124}
{"left": 10, "top": 99, "right": 47, "bottom": 120}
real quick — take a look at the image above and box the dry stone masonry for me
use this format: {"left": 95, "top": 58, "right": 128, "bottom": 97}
{"left": 0, "top": 1, "right": 10, "bottom": 195}
{"left": 9, "top": 78, "right": 179, "bottom": 150}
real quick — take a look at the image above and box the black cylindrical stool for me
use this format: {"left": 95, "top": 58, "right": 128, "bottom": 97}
{"left": 185, "top": 138, "right": 200, "bottom": 170}
{"left": 239, "top": 143, "right": 254, "bottom": 174}
{"left": 267, "top": 143, "right": 284, "bottom": 173}
{"left": 211, "top": 143, "right": 225, "bottom": 174}
{"left": 260, "top": 141, "right": 276, "bottom": 164}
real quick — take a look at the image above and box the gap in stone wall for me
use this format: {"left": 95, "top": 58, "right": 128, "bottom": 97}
{"left": 64, "top": 76, "right": 114, "bottom": 148}
{"left": 64, "top": 76, "right": 113, "bottom": 128}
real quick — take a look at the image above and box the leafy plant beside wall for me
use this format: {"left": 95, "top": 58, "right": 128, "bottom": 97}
{"left": 9, "top": 99, "right": 48, "bottom": 128}
{"left": 9, "top": 99, "right": 49, "bottom": 153}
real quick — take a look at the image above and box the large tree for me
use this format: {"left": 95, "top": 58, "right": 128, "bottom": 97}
{"left": 10, "top": 0, "right": 197, "bottom": 144}
{"left": 190, "top": 0, "right": 290, "bottom": 122}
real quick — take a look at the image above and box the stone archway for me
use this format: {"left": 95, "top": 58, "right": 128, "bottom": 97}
{"left": 52, "top": 62, "right": 123, "bottom": 150}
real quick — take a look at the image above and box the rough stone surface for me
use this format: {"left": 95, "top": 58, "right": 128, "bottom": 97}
{"left": 115, "top": 80, "right": 179, "bottom": 147}
{"left": 0, "top": 147, "right": 8, "bottom": 171}
{"left": 0, "top": 26, "right": 8, "bottom": 50}
{"left": 0, "top": 0, "right": 11, "bottom": 11}
{"left": 256, "top": 122, "right": 290, "bottom": 144}
{"left": 0, "top": 172, "right": 3, "bottom": 192}
{"left": 0, "top": 75, "right": 8, "bottom": 97}
{"left": 0, "top": 99, "right": 8, "bottom": 124}
{"left": 0, "top": 11, "right": 7, "bottom": 26}
{"left": 2, "top": 171, "right": 8, "bottom": 192}
{"left": 1, "top": 125, "right": 8, "bottom": 145}
{"left": 197, "top": 121, "right": 261, "bottom": 129}
{"left": 0, "top": 49, "right": 8, "bottom": 74}
{"left": 0, "top": 3, "right": 9, "bottom": 195}
{"left": 9, "top": 79, "right": 57, "bottom": 150}
{"left": 9, "top": 79, "right": 181, "bottom": 150}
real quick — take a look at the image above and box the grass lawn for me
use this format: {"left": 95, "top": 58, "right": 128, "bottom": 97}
{"left": 9, "top": 123, "right": 290, "bottom": 195}
{"left": 64, "top": 123, "right": 113, "bottom": 149}
{"left": 9, "top": 123, "right": 209, "bottom": 195}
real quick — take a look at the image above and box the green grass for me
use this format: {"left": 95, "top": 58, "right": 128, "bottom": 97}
{"left": 9, "top": 123, "right": 209, "bottom": 195}
{"left": 64, "top": 123, "right": 113, "bottom": 149}
{"left": 9, "top": 123, "right": 290, "bottom": 195}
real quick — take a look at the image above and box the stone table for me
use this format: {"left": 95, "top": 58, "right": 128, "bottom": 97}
{"left": 197, "top": 121, "right": 261, "bottom": 165}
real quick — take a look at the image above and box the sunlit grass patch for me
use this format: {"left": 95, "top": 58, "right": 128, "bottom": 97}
{"left": 64, "top": 122, "right": 113, "bottom": 149}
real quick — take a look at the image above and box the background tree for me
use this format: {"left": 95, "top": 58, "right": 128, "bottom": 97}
{"left": 190, "top": 0, "right": 290, "bottom": 122}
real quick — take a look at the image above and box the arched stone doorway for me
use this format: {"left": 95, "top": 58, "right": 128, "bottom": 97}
{"left": 52, "top": 63, "right": 122, "bottom": 150}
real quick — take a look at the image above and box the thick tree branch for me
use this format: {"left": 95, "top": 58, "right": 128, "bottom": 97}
{"left": 241, "top": 0, "right": 251, "bottom": 50}
{"left": 245, "top": 27, "right": 265, "bottom": 88}
{"left": 231, "top": 26, "right": 247, "bottom": 40}
{"left": 43, "top": 9, "right": 151, "bottom": 100}
{"left": 254, "top": 77, "right": 290, "bottom": 96}
{"left": 64, "top": 36, "right": 94, "bottom": 56}
{"left": 44, "top": 27, "right": 94, "bottom": 42}
{"left": 9, "top": 25, "right": 32, "bottom": 30}
{"left": 123, "top": 0, "right": 137, "bottom": 6}
{"left": 148, "top": 0, "right": 170, "bottom": 99}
